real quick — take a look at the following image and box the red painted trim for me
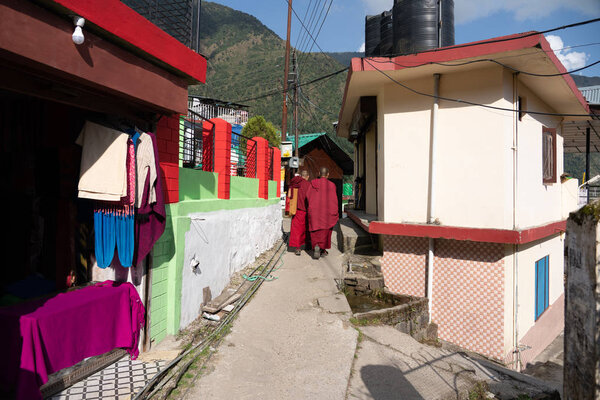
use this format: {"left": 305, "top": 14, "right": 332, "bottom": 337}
{"left": 347, "top": 211, "right": 370, "bottom": 232}
{"left": 366, "top": 218, "right": 566, "bottom": 244}
{"left": 50, "top": 0, "right": 206, "bottom": 83}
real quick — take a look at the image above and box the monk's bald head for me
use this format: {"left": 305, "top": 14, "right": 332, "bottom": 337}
{"left": 300, "top": 170, "right": 309, "bottom": 180}
{"left": 319, "top": 167, "right": 329, "bottom": 178}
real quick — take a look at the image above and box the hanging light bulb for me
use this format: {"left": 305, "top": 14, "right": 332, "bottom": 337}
{"left": 72, "top": 16, "right": 85, "bottom": 45}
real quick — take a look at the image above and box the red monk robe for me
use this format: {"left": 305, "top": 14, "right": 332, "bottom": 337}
{"left": 288, "top": 176, "right": 310, "bottom": 251}
{"left": 307, "top": 177, "right": 339, "bottom": 255}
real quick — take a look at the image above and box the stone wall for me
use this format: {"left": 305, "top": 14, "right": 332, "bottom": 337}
{"left": 564, "top": 206, "right": 600, "bottom": 399}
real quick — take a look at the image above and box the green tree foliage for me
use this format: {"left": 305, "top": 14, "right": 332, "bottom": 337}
{"left": 242, "top": 115, "right": 281, "bottom": 147}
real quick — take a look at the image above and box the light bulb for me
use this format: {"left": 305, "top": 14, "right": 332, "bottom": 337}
{"left": 72, "top": 16, "right": 85, "bottom": 45}
{"left": 72, "top": 26, "right": 85, "bottom": 45}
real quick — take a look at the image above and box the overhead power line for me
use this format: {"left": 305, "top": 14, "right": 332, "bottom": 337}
{"left": 376, "top": 17, "right": 600, "bottom": 59}
{"left": 367, "top": 56, "right": 600, "bottom": 77}
{"left": 363, "top": 58, "right": 594, "bottom": 118}
{"left": 234, "top": 66, "right": 348, "bottom": 103}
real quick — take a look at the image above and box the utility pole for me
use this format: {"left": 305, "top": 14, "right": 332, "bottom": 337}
{"left": 291, "top": 50, "right": 299, "bottom": 158}
{"left": 281, "top": 0, "right": 292, "bottom": 144}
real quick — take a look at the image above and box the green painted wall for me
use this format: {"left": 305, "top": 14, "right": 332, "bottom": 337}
{"left": 230, "top": 176, "right": 259, "bottom": 199}
{"left": 268, "top": 180, "right": 278, "bottom": 199}
{"left": 150, "top": 169, "right": 280, "bottom": 344}
{"left": 179, "top": 169, "right": 218, "bottom": 201}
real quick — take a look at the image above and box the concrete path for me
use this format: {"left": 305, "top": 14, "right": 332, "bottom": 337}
{"left": 187, "top": 219, "right": 559, "bottom": 400}
{"left": 186, "top": 225, "right": 358, "bottom": 399}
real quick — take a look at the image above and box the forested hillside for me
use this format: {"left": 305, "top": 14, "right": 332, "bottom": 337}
{"left": 190, "top": 1, "right": 352, "bottom": 153}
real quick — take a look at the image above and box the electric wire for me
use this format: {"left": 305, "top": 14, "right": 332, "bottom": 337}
{"left": 298, "top": 0, "right": 335, "bottom": 76}
{"left": 283, "top": 0, "right": 339, "bottom": 71}
{"left": 376, "top": 17, "right": 600, "bottom": 59}
{"left": 233, "top": 66, "right": 348, "bottom": 103}
{"left": 362, "top": 58, "right": 594, "bottom": 118}
{"left": 366, "top": 55, "right": 600, "bottom": 77}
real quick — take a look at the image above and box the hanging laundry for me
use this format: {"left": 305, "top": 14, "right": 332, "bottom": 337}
{"left": 94, "top": 203, "right": 116, "bottom": 269}
{"left": 95, "top": 138, "right": 136, "bottom": 268}
{"left": 136, "top": 133, "right": 157, "bottom": 207}
{"left": 134, "top": 132, "right": 166, "bottom": 266}
{"left": 76, "top": 121, "right": 128, "bottom": 201}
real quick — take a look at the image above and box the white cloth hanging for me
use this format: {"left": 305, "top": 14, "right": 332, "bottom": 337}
{"left": 136, "top": 132, "right": 157, "bottom": 207}
{"left": 76, "top": 121, "right": 128, "bottom": 201}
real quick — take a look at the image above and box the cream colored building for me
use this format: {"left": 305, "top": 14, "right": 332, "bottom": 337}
{"left": 337, "top": 32, "right": 589, "bottom": 367}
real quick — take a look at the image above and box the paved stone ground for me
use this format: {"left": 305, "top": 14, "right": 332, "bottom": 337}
{"left": 186, "top": 218, "right": 560, "bottom": 400}
{"left": 522, "top": 333, "right": 564, "bottom": 398}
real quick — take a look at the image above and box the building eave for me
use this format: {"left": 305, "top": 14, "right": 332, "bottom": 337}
{"left": 337, "top": 32, "right": 590, "bottom": 138}
{"left": 41, "top": 0, "right": 207, "bottom": 85}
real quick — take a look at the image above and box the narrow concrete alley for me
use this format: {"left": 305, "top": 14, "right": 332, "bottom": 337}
{"left": 183, "top": 220, "right": 560, "bottom": 400}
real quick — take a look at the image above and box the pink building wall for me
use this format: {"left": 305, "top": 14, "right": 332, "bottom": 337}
{"left": 381, "top": 235, "right": 506, "bottom": 361}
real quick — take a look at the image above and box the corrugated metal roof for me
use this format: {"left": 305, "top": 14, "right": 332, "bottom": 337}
{"left": 580, "top": 85, "right": 600, "bottom": 105}
{"left": 286, "top": 132, "right": 326, "bottom": 150}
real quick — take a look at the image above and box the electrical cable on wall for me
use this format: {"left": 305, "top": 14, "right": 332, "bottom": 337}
{"left": 363, "top": 58, "right": 594, "bottom": 118}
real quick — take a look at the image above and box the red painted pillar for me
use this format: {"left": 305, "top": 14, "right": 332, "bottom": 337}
{"left": 272, "top": 147, "right": 281, "bottom": 198}
{"left": 253, "top": 137, "right": 269, "bottom": 199}
{"left": 201, "top": 121, "right": 214, "bottom": 172}
{"left": 156, "top": 114, "right": 180, "bottom": 204}
{"left": 210, "top": 118, "right": 232, "bottom": 199}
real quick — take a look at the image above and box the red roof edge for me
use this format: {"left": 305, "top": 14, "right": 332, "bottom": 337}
{"left": 538, "top": 34, "right": 590, "bottom": 113}
{"left": 50, "top": 0, "right": 206, "bottom": 84}
{"left": 347, "top": 31, "right": 589, "bottom": 115}
{"left": 368, "top": 219, "right": 566, "bottom": 245}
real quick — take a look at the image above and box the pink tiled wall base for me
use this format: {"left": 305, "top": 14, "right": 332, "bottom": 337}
{"left": 381, "top": 235, "right": 506, "bottom": 361}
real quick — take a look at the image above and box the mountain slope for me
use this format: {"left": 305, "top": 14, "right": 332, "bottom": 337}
{"left": 191, "top": 1, "right": 348, "bottom": 150}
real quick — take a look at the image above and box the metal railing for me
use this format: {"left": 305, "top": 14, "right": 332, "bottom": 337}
{"left": 267, "top": 147, "right": 274, "bottom": 180}
{"left": 188, "top": 96, "right": 250, "bottom": 126}
{"left": 121, "top": 0, "right": 200, "bottom": 52}
{"left": 182, "top": 110, "right": 214, "bottom": 171}
{"left": 230, "top": 132, "right": 257, "bottom": 178}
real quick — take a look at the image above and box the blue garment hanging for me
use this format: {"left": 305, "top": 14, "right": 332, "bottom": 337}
{"left": 116, "top": 206, "right": 134, "bottom": 267}
{"left": 94, "top": 204, "right": 117, "bottom": 269}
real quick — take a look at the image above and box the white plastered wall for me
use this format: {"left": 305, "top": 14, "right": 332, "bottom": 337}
{"left": 179, "top": 204, "right": 282, "bottom": 329}
{"left": 434, "top": 67, "right": 510, "bottom": 229}
{"left": 382, "top": 76, "right": 433, "bottom": 224}
{"left": 514, "top": 82, "right": 564, "bottom": 229}
{"left": 515, "top": 234, "right": 564, "bottom": 341}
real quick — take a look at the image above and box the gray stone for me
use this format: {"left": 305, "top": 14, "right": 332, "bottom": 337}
{"left": 564, "top": 208, "right": 600, "bottom": 399}
{"left": 318, "top": 294, "right": 353, "bottom": 314}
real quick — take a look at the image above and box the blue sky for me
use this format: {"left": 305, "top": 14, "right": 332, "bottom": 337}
{"left": 208, "top": 0, "right": 600, "bottom": 77}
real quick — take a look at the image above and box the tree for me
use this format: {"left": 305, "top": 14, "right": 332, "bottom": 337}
{"left": 241, "top": 115, "right": 281, "bottom": 147}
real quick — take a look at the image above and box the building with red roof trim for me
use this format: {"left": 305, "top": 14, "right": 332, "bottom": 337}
{"left": 337, "top": 31, "right": 590, "bottom": 366}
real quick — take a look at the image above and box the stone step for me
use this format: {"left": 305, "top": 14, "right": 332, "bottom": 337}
{"left": 336, "top": 217, "right": 374, "bottom": 254}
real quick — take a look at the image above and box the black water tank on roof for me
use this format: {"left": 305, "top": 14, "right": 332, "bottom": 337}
{"left": 379, "top": 10, "right": 394, "bottom": 56}
{"left": 392, "top": 0, "right": 454, "bottom": 56}
{"left": 365, "top": 14, "right": 382, "bottom": 57}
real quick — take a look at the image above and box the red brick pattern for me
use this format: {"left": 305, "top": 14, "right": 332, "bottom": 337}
{"left": 156, "top": 115, "right": 181, "bottom": 204}
{"left": 381, "top": 235, "right": 428, "bottom": 297}
{"left": 432, "top": 240, "right": 505, "bottom": 361}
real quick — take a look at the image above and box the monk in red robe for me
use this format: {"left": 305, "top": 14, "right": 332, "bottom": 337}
{"left": 307, "top": 167, "right": 339, "bottom": 259}
{"left": 288, "top": 170, "right": 310, "bottom": 255}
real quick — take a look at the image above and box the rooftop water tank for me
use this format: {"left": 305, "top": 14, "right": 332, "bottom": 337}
{"left": 392, "top": 0, "right": 454, "bottom": 56}
{"left": 379, "top": 10, "right": 394, "bottom": 56}
{"left": 365, "top": 14, "right": 382, "bottom": 57}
